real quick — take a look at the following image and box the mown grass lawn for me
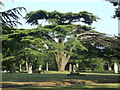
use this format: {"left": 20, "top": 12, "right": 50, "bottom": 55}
{"left": 1, "top": 71, "right": 120, "bottom": 89}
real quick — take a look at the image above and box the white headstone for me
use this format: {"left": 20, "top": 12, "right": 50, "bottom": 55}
{"left": 19, "top": 65, "right": 22, "bottom": 72}
{"left": 73, "top": 65, "right": 76, "bottom": 72}
{"left": 39, "top": 65, "right": 42, "bottom": 71}
{"left": 28, "top": 63, "right": 32, "bottom": 74}
{"left": 4, "top": 70, "right": 7, "bottom": 73}
{"left": 114, "top": 63, "right": 118, "bottom": 74}
{"left": 69, "top": 64, "right": 72, "bottom": 72}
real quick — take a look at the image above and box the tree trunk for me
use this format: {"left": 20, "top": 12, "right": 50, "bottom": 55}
{"left": 76, "top": 63, "right": 79, "bottom": 72}
{"left": 108, "top": 63, "right": 112, "bottom": 71}
{"left": 26, "top": 60, "right": 29, "bottom": 72}
{"left": 55, "top": 38, "right": 73, "bottom": 71}
{"left": 118, "top": 63, "right": 120, "bottom": 73}
{"left": 118, "top": 19, "right": 120, "bottom": 36}
{"left": 46, "top": 62, "right": 49, "bottom": 71}
{"left": 55, "top": 53, "right": 70, "bottom": 71}
{"left": 57, "top": 61, "right": 68, "bottom": 71}
{"left": 10, "top": 63, "right": 16, "bottom": 73}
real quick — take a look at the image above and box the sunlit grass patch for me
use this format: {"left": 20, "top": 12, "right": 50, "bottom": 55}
{"left": 94, "top": 83, "right": 119, "bottom": 88}
{"left": 80, "top": 72, "right": 119, "bottom": 76}
{"left": 2, "top": 71, "right": 120, "bottom": 89}
{"left": 2, "top": 82, "right": 119, "bottom": 89}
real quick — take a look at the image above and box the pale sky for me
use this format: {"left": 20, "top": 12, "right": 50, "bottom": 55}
{"left": 2, "top": 0, "right": 118, "bottom": 35}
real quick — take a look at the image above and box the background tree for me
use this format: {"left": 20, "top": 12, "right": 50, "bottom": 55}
{"left": 105, "top": 0, "right": 120, "bottom": 18}
{"left": 2, "top": 26, "right": 47, "bottom": 72}
{"left": 91, "top": 34, "right": 120, "bottom": 73}
{"left": 0, "top": 1, "right": 26, "bottom": 27}
{"left": 105, "top": 0, "right": 120, "bottom": 39}
{"left": 70, "top": 40, "right": 105, "bottom": 71}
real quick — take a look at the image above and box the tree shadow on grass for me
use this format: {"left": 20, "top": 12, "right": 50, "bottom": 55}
{"left": 2, "top": 73, "right": 120, "bottom": 89}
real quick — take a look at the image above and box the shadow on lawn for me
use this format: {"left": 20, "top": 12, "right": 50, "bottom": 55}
{"left": 2, "top": 73, "right": 120, "bottom": 83}
{"left": 2, "top": 73, "right": 120, "bottom": 89}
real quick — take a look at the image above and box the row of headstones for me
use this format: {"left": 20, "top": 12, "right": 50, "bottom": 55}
{"left": 2, "top": 62, "right": 120, "bottom": 74}
{"left": 69, "top": 63, "right": 120, "bottom": 74}
{"left": 19, "top": 63, "right": 49, "bottom": 74}
{"left": 69, "top": 63, "right": 79, "bottom": 72}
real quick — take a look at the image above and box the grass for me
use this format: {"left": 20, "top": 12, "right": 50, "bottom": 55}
{"left": 1, "top": 71, "right": 120, "bottom": 89}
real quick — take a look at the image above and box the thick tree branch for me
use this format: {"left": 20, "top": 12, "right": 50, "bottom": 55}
{"left": 76, "top": 32, "right": 98, "bottom": 38}
{"left": 79, "top": 36, "right": 97, "bottom": 40}
{"left": 69, "top": 29, "right": 78, "bottom": 34}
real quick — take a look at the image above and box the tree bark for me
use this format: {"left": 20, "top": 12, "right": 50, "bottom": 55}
{"left": 76, "top": 63, "right": 79, "bottom": 72}
{"left": 54, "top": 37, "right": 75, "bottom": 71}
{"left": 46, "top": 62, "right": 49, "bottom": 71}
{"left": 55, "top": 52, "right": 70, "bottom": 71}
{"left": 108, "top": 63, "right": 112, "bottom": 71}
{"left": 25, "top": 60, "right": 29, "bottom": 72}
{"left": 10, "top": 63, "right": 16, "bottom": 73}
{"left": 57, "top": 59, "right": 68, "bottom": 71}
{"left": 118, "top": 62, "right": 120, "bottom": 73}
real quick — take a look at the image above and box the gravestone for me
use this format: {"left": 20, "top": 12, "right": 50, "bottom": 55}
{"left": 73, "top": 65, "right": 76, "bottom": 72}
{"left": 19, "top": 65, "right": 22, "bottom": 72}
{"left": 114, "top": 63, "right": 118, "bottom": 74}
{"left": 76, "top": 63, "right": 79, "bottom": 72}
{"left": 39, "top": 65, "right": 42, "bottom": 71}
{"left": 69, "top": 64, "right": 72, "bottom": 72}
{"left": 28, "top": 63, "right": 32, "bottom": 74}
{"left": 3, "top": 70, "right": 7, "bottom": 73}
{"left": 67, "top": 63, "right": 86, "bottom": 76}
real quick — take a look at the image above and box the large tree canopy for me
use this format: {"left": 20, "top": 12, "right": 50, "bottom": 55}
{"left": 25, "top": 10, "right": 99, "bottom": 26}
{"left": 24, "top": 10, "right": 100, "bottom": 71}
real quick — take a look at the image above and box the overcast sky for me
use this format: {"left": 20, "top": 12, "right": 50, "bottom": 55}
{"left": 2, "top": 0, "right": 118, "bottom": 35}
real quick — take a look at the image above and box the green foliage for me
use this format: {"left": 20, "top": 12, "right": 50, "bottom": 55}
{"left": 92, "top": 35, "right": 120, "bottom": 63}
{"left": 3, "top": 9, "right": 119, "bottom": 72}
{"left": 106, "top": 0, "right": 120, "bottom": 18}
{"left": 20, "top": 10, "right": 101, "bottom": 71}
{"left": 1, "top": 7, "right": 26, "bottom": 27}
{"left": 89, "top": 58, "right": 104, "bottom": 71}
{"left": 3, "top": 56, "right": 15, "bottom": 62}
{"left": 2, "top": 25, "right": 48, "bottom": 71}
{"left": 25, "top": 10, "right": 99, "bottom": 25}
